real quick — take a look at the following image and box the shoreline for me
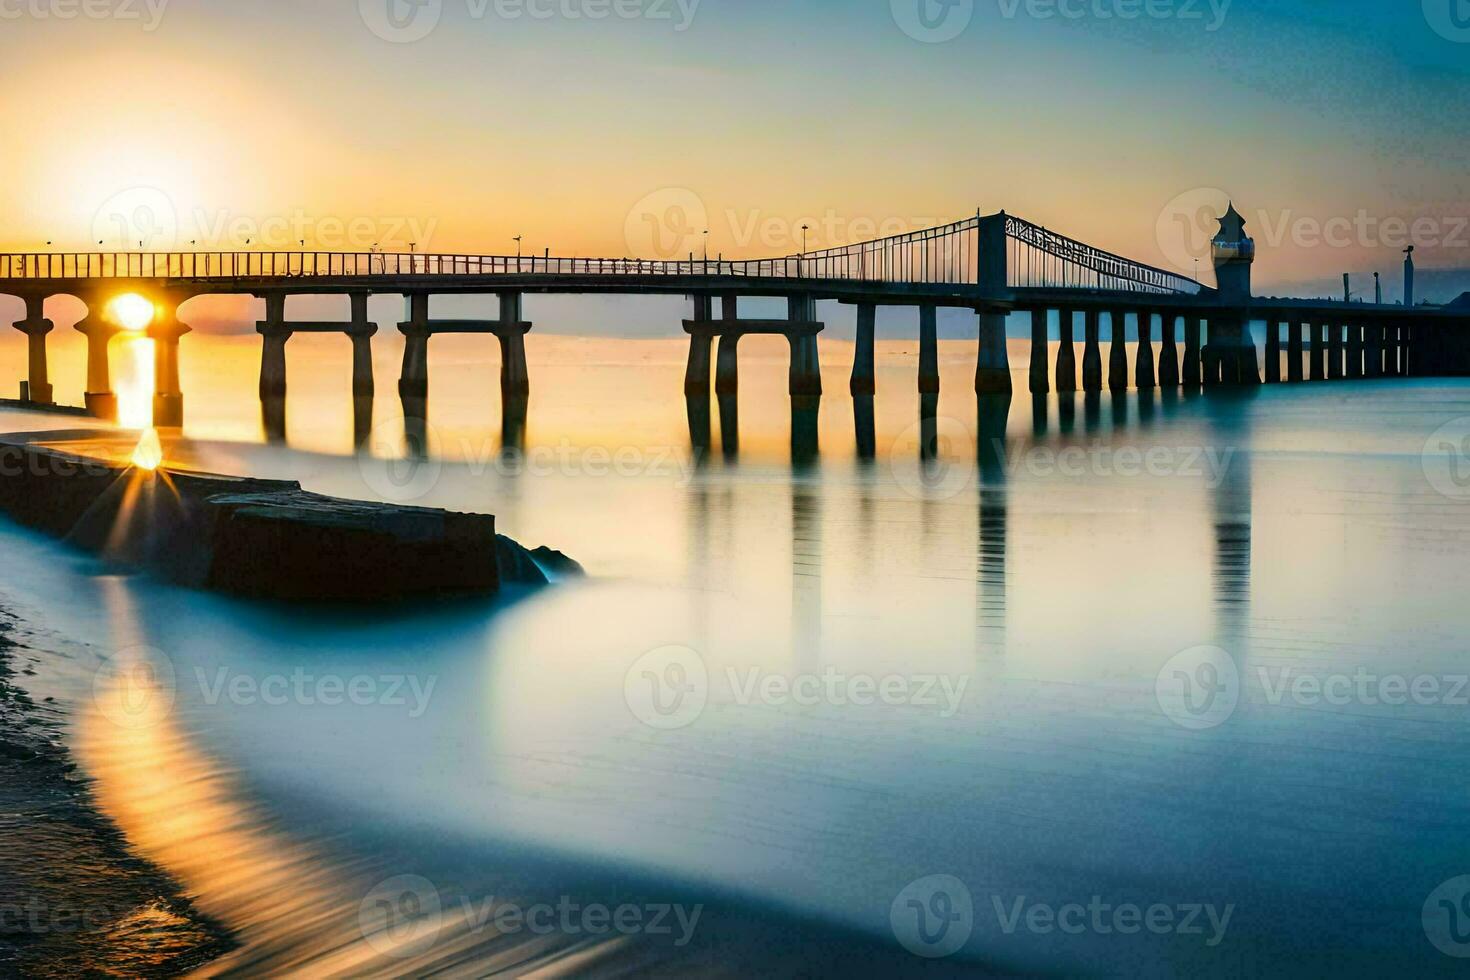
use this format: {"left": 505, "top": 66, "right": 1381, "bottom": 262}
{"left": 0, "top": 597, "right": 235, "bottom": 977}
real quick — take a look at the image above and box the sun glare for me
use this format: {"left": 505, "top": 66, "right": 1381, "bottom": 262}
{"left": 109, "top": 294, "right": 156, "bottom": 333}
{"left": 130, "top": 428, "right": 163, "bottom": 471}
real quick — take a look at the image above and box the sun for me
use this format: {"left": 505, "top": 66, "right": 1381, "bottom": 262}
{"left": 109, "top": 294, "right": 156, "bottom": 332}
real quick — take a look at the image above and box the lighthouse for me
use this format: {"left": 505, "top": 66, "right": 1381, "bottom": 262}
{"left": 1211, "top": 202, "right": 1255, "bottom": 302}
{"left": 1206, "top": 203, "right": 1260, "bottom": 384}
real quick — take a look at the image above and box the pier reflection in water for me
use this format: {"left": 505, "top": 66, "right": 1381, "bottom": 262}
{"left": 7, "top": 333, "right": 1470, "bottom": 975}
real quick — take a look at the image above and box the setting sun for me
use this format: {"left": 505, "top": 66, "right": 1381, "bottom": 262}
{"left": 109, "top": 294, "right": 156, "bottom": 333}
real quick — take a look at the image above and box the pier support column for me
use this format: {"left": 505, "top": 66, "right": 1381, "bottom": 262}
{"left": 1346, "top": 325, "right": 1363, "bottom": 379}
{"left": 1108, "top": 311, "right": 1128, "bottom": 391}
{"left": 12, "top": 296, "right": 54, "bottom": 405}
{"left": 1135, "top": 310, "right": 1156, "bottom": 389}
{"left": 975, "top": 310, "right": 1012, "bottom": 394}
{"left": 1265, "top": 320, "right": 1281, "bottom": 383}
{"left": 349, "top": 294, "right": 376, "bottom": 397}
{"left": 257, "top": 295, "right": 290, "bottom": 398}
{"left": 1288, "top": 322, "right": 1304, "bottom": 382}
{"left": 1029, "top": 308, "right": 1050, "bottom": 395}
{"left": 1081, "top": 310, "right": 1103, "bottom": 392}
{"left": 684, "top": 295, "right": 714, "bottom": 397}
{"left": 851, "top": 302, "right": 876, "bottom": 396}
{"left": 398, "top": 293, "right": 431, "bottom": 398}
{"left": 787, "top": 296, "right": 822, "bottom": 397}
{"left": 1183, "top": 317, "right": 1202, "bottom": 387}
{"left": 497, "top": 292, "right": 530, "bottom": 398}
{"left": 919, "top": 303, "right": 940, "bottom": 395}
{"left": 1158, "top": 313, "right": 1179, "bottom": 387}
{"left": 1365, "top": 325, "right": 1384, "bottom": 379}
{"left": 149, "top": 307, "right": 190, "bottom": 428}
{"left": 716, "top": 333, "right": 740, "bottom": 397}
{"left": 1328, "top": 323, "right": 1344, "bottom": 380}
{"left": 75, "top": 311, "right": 121, "bottom": 420}
{"left": 1056, "top": 309, "right": 1077, "bottom": 393}
{"left": 1309, "top": 321, "right": 1326, "bottom": 381}
{"left": 1386, "top": 325, "right": 1402, "bottom": 376}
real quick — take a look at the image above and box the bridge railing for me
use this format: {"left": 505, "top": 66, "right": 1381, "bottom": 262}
{"left": 1004, "top": 215, "right": 1205, "bottom": 296}
{"left": 0, "top": 216, "right": 991, "bottom": 289}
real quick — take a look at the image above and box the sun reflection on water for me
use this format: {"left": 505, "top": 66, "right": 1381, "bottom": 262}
{"left": 116, "top": 335, "right": 156, "bottom": 430}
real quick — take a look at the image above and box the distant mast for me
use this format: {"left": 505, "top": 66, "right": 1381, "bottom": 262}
{"left": 1404, "top": 246, "right": 1416, "bottom": 307}
{"left": 1211, "top": 202, "right": 1255, "bottom": 303}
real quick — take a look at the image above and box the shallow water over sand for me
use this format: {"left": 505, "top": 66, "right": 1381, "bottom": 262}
{"left": 4, "top": 329, "right": 1470, "bottom": 975}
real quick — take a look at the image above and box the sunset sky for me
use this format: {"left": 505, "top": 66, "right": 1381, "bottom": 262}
{"left": 2, "top": 0, "right": 1467, "bottom": 299}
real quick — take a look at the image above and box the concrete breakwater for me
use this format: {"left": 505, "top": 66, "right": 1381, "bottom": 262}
{"left": 0, "top": 431, "right": 571, "bottom": 602}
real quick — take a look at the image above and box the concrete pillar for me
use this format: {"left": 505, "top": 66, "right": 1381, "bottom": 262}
{"left": 851, "top": 303, "right": 876, "bottom": 397}
{"left": 975, "top": 310, "right": 1012, "bottom": 394}
{"left": 1135, "top": 310, "right": 1156, "bottom": 389}
{"left": 12, "top": 296, "right": 54, "bottom": 405}
{"left": 1056, "top": 309, "right": 1077, "bottom": 393}
{"left": 1327, "top": 323, "right": 1344, "bottom": 380}
{"left": 257, "top": 293, "right": 289, "bottom": 398}
{"left": 1029, "top": 308, "right": 1049, "bottom": 395}
{"left": 398, "top": 294, "right": 432, "bottom": 398}
{"left": 1108, "top": 312, "right": 1128, "bottom": 391}
{"left": 716, "top": 332, "right": 740, "bottom": 397}
{"left": 1385, "top": 325, "right": 1401, "bottom": 376}
{"left": 1346, "top": 324, "right": 1363, "bottom": 379}
{"left": 496, "top": 291, "right": 530, "bottom": 398}
{"left": 1288, "top": 321, "right": 1304, "bottom": 382}
{"left": 1158, "top": 313, "right": 1179, "bottom": 388}
{"left": 1264, "top": 320, "right": 1281, "bottom": 383}
{"left": 75, "top": 311, "right": 121, "bottom": 420}
{"left": 787, "top": 296, "right": 822, "bottom": 397}
{"left": 684, "top": 331, "right": 713, "bottom": 396}
{"left": 1183, "top": 317, "right": 1202, "bottom": 387}
{"left": 1081, "top": 309, "right": 1103, "bottom": 392}
{"left": 919, "top": 303, "right": 940, "bottom": 395}
{"left": 346, "top": 293, "right": 376, "bottom": 397}
{"left": 1309, "top": 321, "right": 1326, "bottom": 381}
{"left": 1365, "top": 324, "right": 1383, "bottom": 379}
{"left": 149, "top": 306, "right": 190, "bottom": 428}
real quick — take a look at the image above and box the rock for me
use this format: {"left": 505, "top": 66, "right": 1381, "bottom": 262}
{"left": 496, "top": 535, "right": 550, "bottom": 587}
{"left": 531, "top": 546, "right": 586, "bottom": 579}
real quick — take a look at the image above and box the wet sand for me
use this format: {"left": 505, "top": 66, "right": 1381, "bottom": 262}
{"left": 0, "top": 598, "right": 234, "bottom": 978}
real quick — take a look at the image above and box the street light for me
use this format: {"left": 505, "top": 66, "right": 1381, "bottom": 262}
{"left": 703, "top": 229, "right": 710, "bottom": 262}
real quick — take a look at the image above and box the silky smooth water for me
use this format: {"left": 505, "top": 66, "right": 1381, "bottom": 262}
{"left": 4, "top": 328, "right": 1470, "bottom": 976}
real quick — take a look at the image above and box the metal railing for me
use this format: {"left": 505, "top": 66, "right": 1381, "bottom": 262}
{"left": 1005, "top": 215, "right": 1205, "bottom": 296}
